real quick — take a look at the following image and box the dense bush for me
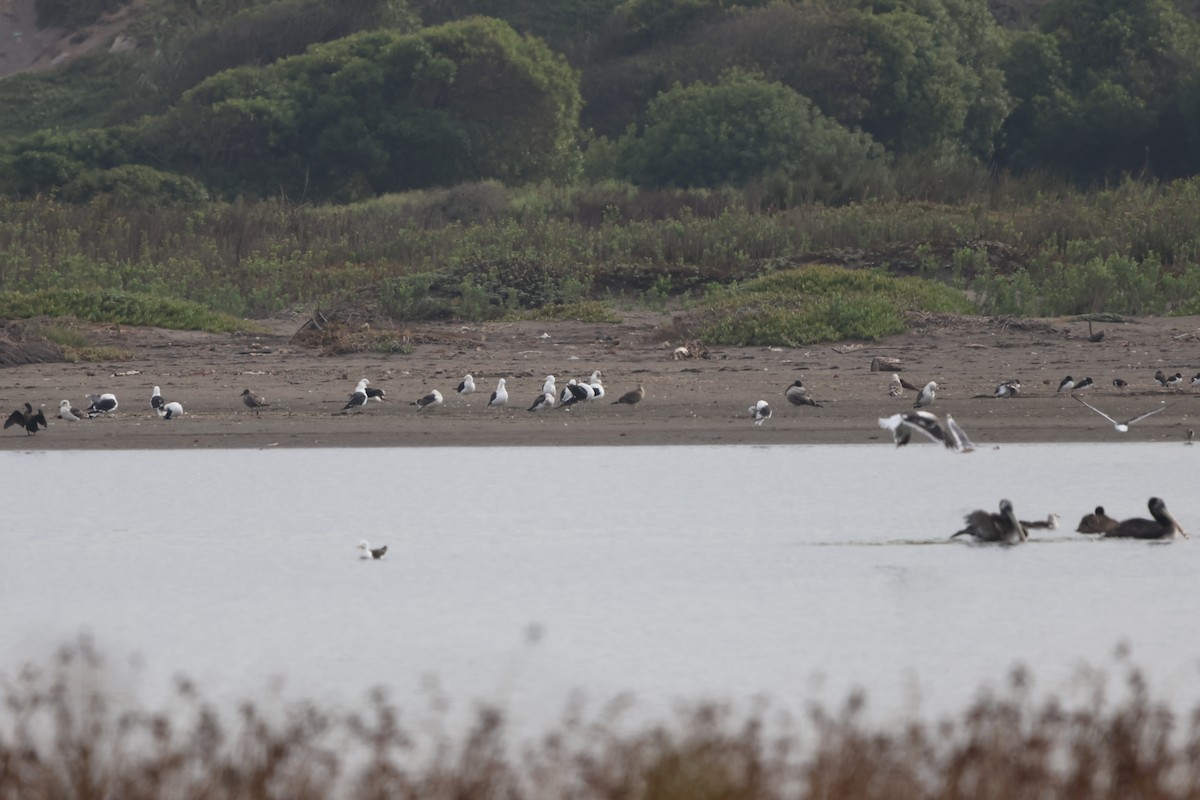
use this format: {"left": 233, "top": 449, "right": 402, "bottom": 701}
{"left": 34, "top": 0, "right": 132, "bottom": 29}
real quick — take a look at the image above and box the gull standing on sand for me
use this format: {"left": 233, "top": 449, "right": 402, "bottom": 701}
{"left": 357, "top": 540, "right": 388, "bottom": 559}
{"left": 1112, "top": 378, "right": 1128, "bottom": 390}
{"left": 157, "top": 401, "right": 184, "bottom": 420}
{"left": 1166, "top": 373, "right": 1185, "bottom": 390}
{"left": 1106, "top": 497, "right": 1187, "bottom": 539}
{"left": 1071, "top": 395, "right": 1170, "bottom": 433}
{"left": 86, "top": 393, "right": 118, "bottom": 416}
{"left": 366, "top": 386, "right": 387, "bottom": 402}
{"left": 613, "top": 384, "right": 645, "bottom": 406}
{"left": 542, "top": 375, "right": 556, "bottom": 398}
{"left": 151, "top": 386, "right": 165, "bottom": 413}
{"left": 750, "top": 400, "right": 772, "bottom": 426}
{"left": 586, "top": 370, "right": 605, "bottom": 400}
{"left": 242, "top": 388, "right": 269, "bottom": 415}
{"left": 457, "top": 374, "right": 476, "bottom": 395}
{"left": 888, "top": 374, "right": 903, "bottom": 397}
{"left": 952, "top": 499, "right": 1027, "bottom": 544}
{"left": 344, "top": 379, "right": 370, "bottom": 411}
{"left": 58, "top": 400, "right": 82, "bottom": 421}
{"left": 414, "top": 389, "right": 444, "bottom": 411}
{"left": 784, "top": 379, "right": 822, "bottom": 407}
{"left": 913, "top": 381, "right": 937, "bottom": 409}
{"left": 560, "top": 379, "right": 589, "bottom": 407}
{"left": 528, "top": 392, "right": 555, "bottom": 412}
{"left": 489, "top": 378, "right": 508, "bottom": 408}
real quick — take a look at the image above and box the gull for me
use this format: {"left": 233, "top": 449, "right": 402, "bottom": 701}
{"left": 1056, "top": 375, "right": 1075, "bottom": 393}
{"left": 559, "top": 379, "right": 589, "bottom": 407}
{"left": 784, "top": 379, "right": 822, "bottom": 407}
{"left": 993, "top": 380, "right": 1021, "bottom": 398}
{"left": 913, "top": 381, "right": 937, "bottom": 408}
{"left": 456, "top": 374, "right": 476, "bottom": 395}
{"left": 344, "top": 379, "right": 369, "bottom": 411}
{"left": 1072, "top": 395, "right": 1170, "bottom": 433}
{"left": 151, "top": 385, "right": 165, "bottom": 412}
{"left": 366, "top": 386, "right": 387, "bottom": 402}
{"left": 1106, "top": 497, "right": 1188, "bottom": 540}
{"left": 1191, "top": 373, "right": 1200, "bottom": 389}
{"left": 1154, "top": 370, "right": 1168, "bottom": 388}
{"left": 414, "top": 389, "right": 444, "bottom": 411}
{"left": 951, "top": 499, "right": 1027, "bottom": 544}
{"left": 1166, "top": 373, "right": 1185, "bottom": 390}
{"left": 542, "top": 375, "right": 556, "bottom": 397}
{"left": 878, "top": 411, "right": 973, "bottom": 452}
{"left": 86, "top": 393, "right": 118, "bottom": 416}
{"left": 528, "top": 392, "right": 555, "bottom": 412}
{"left": 1021, "top": 513, "right": 1060, "bottom": 531}
{"left": 1072, "top": 377, "right": 1094, "bottom": 393}
{"left": 157, "top": 401, "right": 184, "bottom": 420}
{"left": 489, "top": 378, "right": 508, "bottom": 408}
{"left": 1076, "top": 506, "right": 1118, "bottom": 535}
{"left": 58, "top": 399, "right": 82, "bottom": 421}
{"left": 888, "top": 374, "right": 903, "bottom": 397}
{"left": 749, "top": 400, "right": 772, "bottom": 426}
{"left": 242, "top": 388, "right": 269, "bottom": 415}
{"left": 612, "top": 384, "right": 645, "bottom": 406}
{"left": 5, "top": 403, "right": 48, "bottom": 435}
{"left": 357, "top": 540, "right": 388, "bottom": 559}
{"left": 585, "top": 370, "right": 605, "bottom": 400}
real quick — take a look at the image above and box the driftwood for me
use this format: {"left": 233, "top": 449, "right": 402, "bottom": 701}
{"left": 870, "top": 356, "right": 903, "bottom": 372}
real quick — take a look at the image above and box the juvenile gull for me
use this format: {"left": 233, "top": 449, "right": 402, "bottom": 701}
{"left": 5, "top": 403, "right": 47, "bottom": 435}
{"left": 613, "top": 384, "right": 645, "bottom": 406}
{"left": 357, "top": 540, "right": 388, "bottom": 559}
{"left": 1154, "top": 370, "right": 1168, "bottom": 388}
{"left": 888, "top": 374, "right": 903, "bottom": 397}
{"left": 749, "top": 400, "right": 772, "bottom": 426}
{"left": 242, "top": 388, "right": 269, "bottom": 415}
{"left": 1076, "top": 506, "right": 1118, "bottom": 535}
{"left": 784, "top": 379, "right": 822, "bottom": 407}
{"left": 1072, "top": 395, "right": 1170, "bottom": 433}
{"left": 456, "top": 374, "right": 476, "bottom": 395}
{"left": 414, "top": 389, "right": 444, "bottom": 411}
{"left": 1106, "top": 497, "right": 1188, "bottom": 540}
{"left": 58, "top": 399, "right": 82, "bottom": 421}
{"left": 952, "top": 499, "right": 1027, "bottom": 544}
{"left": 488, "top": 378, "right": 508, "bottom": 408}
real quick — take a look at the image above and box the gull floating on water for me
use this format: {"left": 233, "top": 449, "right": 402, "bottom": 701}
{"left": 1076, "top": 506, "right": 1118, "bottom": 535}
{"left": 952, "top": 499, "right": 1027, "bottom": 544}
{"left": 1071, "top": 395, "right": 1170, "bottom": 433}
{"left": 357, "top": 540, "right": 388, "bottom": 559}
{"left": 1106, "top": 497, "right": 1187, "bottom": 540}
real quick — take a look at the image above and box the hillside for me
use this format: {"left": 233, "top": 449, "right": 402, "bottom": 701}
{"left": 0, "top": 0, "right": 137, "bottom": 78}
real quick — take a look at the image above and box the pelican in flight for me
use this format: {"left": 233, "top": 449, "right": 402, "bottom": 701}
{"left": 1071, "top": 395, "right": 1170, "bottom": 432}
{"left": 1106, "top": 497, "right": 1188, "bottom": 540}
{"left": 952, "top": 499, "right": 1027, "bottom": 544}
{"left": 1076, "top": 506, "right": 1119, "bottom": 535}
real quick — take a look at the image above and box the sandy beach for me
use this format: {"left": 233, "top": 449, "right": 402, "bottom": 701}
{"left": 3, "top": 311, "right": 1199, "bottom": 449}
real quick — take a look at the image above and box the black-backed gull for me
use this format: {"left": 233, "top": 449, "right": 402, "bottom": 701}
{"left": 86, "top": 393, "right": 118, "bottom": 416}
{"left": 528, "top": 392, "right": 554, "bottom": 412}
{"left": 414, "top": 389, "right": 444, "bottom": 411}
{"left": 343, "top": 379, "right": 370, "bottom": 411}
{"left": 157, "top": 401, "right": 184, "bottom": 420}
{"left": 488, "top": 378, "right": 508, "bottom": 408}
{"left": 357, "top": 540, "right": 388, "bottom": 559}
{"left": 151, "top": 385, "right": 165, "bottom": 412}
{"left": 456, "top": 374, "right": 476, "bottom": 394}
{"left": 1072, "top": 395, "right": 1169, "bottom": 432}
{"left": 749, "top": 400, "right": 771, "bottom": 426}
{"left": 913, "top": 381, "right": 937, "bottom": 408}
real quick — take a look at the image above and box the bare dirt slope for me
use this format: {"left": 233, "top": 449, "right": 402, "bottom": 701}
{"left": 2, "top": 312, "right": 1199, "bottom": 450}
{"left": 0, "top": 0, "right": 137, "bottom": 77}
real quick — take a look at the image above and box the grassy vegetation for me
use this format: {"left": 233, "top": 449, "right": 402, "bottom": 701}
{"left": 4, "top": 639, "right": 1200, "bottom": 799}
{"left": 3, "top": 175, "right": 1200, "bottom": 338}
{"left": 683, "top": 266, "right": 976, "bottom": 346}
{"left": 35, "top": 321, "right": 135, "bottom": 361}
{"left": 0, "top": 289, "right": 248, "bottom": 332}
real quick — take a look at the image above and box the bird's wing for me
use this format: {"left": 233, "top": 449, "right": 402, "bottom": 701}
{"left": 945, "top": 415, "right": 975, "bottom": 452}
{"left": 1071, "top": 395, "right": 1118, "bottom": 425}
{"left": 3, "top": 410, "right": 22, "bottom": 428}
{"left": 1127, "top": 404, "right": 1170, "bottom": 425}
{"left": 900, "top": 379, "right": 922, "bottom": 391}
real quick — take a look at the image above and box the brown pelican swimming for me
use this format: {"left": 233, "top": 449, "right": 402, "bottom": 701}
{"left": 784, "top": 379, "right": 822, "bottom": 407}
{"left": 357, "top": 540, "right": 388, "bottom": 559}
{"left": 414, "top": 389, "right": 444, "bottom": 411}
{"left": 1076, "top": 506, "right": 1119, "bottom": 535}
{"left": 1106, "top": 497, "right": 1188, "bottom": 540}
{"left": 1072, "top": 395, "right": 1170, "bottom": 433}
{"left": 242, "top": 388, "right": 269, "bottom": 415}
{"left": 5, "top": 403, "right": 48, "bottom": 435}
{"left": 613, "top": 384, "right": 645, "bottom": 406}
{"left": 749, "top": 400, "right": 771, "bottom": 426}
{"left": 952, "top": 499, "right": 1027, "bottom": 544}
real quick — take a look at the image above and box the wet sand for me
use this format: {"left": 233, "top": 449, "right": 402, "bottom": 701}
{"left": 3, "top": 312, "right": 1199, "bottom": 449}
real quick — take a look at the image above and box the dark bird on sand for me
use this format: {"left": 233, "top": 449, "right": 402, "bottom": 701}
{"left": 952, "top": 499, "right": 1027, "bottom": 544}
{"left": 1106, "top": 497, "right": 1187, "bottom": 540}
{"left": 784, "top": 379, "right": 822, "bottom": 407}
{"left": 241, "top": 389, "right": 269, "bottom": 415}
{"left": 613, "top": 384, "right": 645, "bottom": 406}
{"left": 5, "top": 403, "right": 48, "bottom": 435}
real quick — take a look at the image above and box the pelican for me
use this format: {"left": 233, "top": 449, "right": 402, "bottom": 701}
{"left": 414, "top": 389, "right": 444, "bottom": 411}
{"left": 488, "top": 378, "right": 508, "bottom": 408}
{"left": 913, "top": 381, "right": 937, "bottom": 408}
{"left": 157, "top": 401, "right": 184, "bottom": 420}
{"left": 151, "top": 385, "right": 165, "bottom": 412}
{"left": 1071, "top": 395, "right": 1169, "bottom": 432}
{"left": 784, "top": 379, "right": 822, "bottom": 407}
{"left": 749, "top": 400, "right": 771, "bottom": 426}
{"left": 613, "top": 384, "right": 645, "bottom": 406}
{"left": 5, "top": 403, "right": 47, "bottom": 435}
{"left": 343, "top": 379, "right": 369, "bottom": 410}
{"left": 357, "top": 540, "right": 388, "bottom": 559}
{"left": 1106, "top": 497, "right": 1187, "bottom": 540}
{"left": 952, "top": 499, "right": 1027, "bottom": 544}
{"left": 1056, "top": 375, "right": 1075, "bottom": 393}
{"left": 242, "top": 388, "right": 269, "bottom": 415}
{"left": 456, "top": 374, "right": 476, "bottom": 395}
{"left": 1076, "top": 506, "right": 1118, "bottom": 535}
{"left": 58, "top": 399, "right": 82, "bottom": 421}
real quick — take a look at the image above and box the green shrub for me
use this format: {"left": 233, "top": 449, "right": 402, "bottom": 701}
{"left": 0, "top": 289, "right": 247, "bottom": 332}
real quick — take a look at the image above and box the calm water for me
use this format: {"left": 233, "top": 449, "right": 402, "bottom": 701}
{"left": 2, "top": 444, "right": 1199, "bottom": 734}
